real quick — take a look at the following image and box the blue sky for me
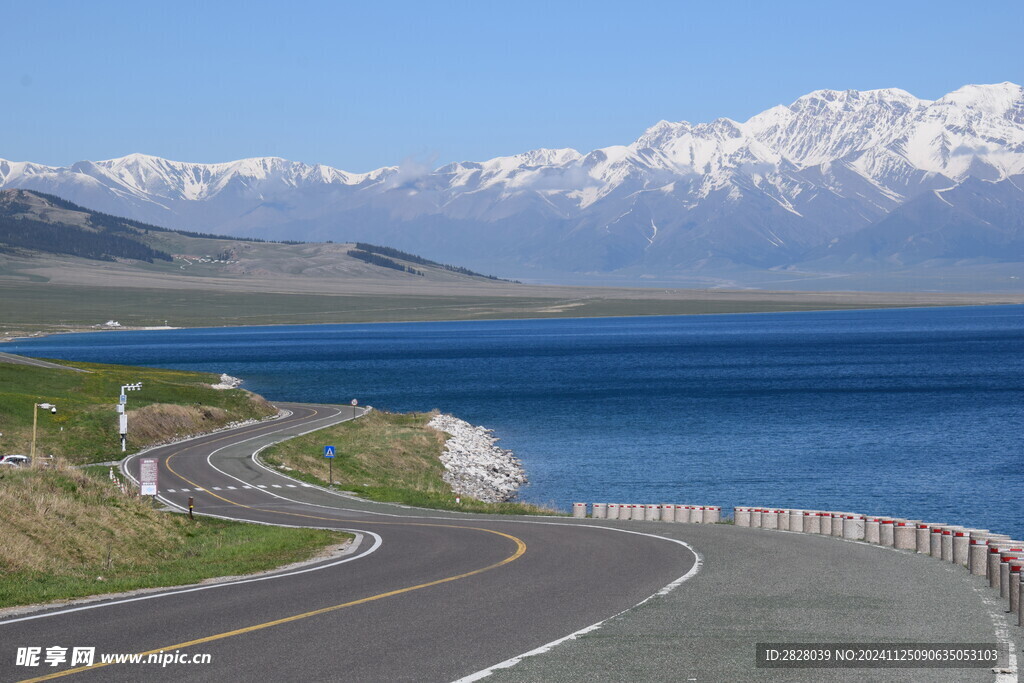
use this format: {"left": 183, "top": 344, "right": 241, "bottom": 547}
{"left": 3, "top": 0, "right": 1022, "bottom": 172}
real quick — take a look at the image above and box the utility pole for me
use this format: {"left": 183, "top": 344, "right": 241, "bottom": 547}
{"left": 118, "top": 383, "right": 142, "bottom": 452}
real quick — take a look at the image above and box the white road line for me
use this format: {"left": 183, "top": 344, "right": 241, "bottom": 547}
{"left": 0, "top": 531, "right": 383, "bottom": 626}
{"left": 126, "top": 404, "right": 701, "bottom": 683}
{"left": 212, "top": 487, "right": 222, "bottom": 490}
{"left": 227, "top": 486, "right": 237, "bottom": 490}
{"left": 166, "top": 489, "right": 176, "bottom": 493}
{"left": 453, "top": 528, "right": 702, "bottom": 683}
{"left": 286, "top": 484, "right": 297, "bottom": 487}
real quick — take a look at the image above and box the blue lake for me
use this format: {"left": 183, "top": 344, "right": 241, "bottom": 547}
{"left": 6, "top": 306, "right": 1023, "bottom": 538}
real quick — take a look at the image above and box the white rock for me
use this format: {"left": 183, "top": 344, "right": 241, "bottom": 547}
{"left": 210, "top": 373, "right": 243, "bottom": 390}
{"left": 428, "top": 414, "right": 527, "bottom": 503}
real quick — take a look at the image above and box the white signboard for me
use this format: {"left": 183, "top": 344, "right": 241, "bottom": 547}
{"left": 140, "top": 458, "right": 158, "bottom": 496}
{"left": 119, "top": 414, "right": 128, "bottom": 435}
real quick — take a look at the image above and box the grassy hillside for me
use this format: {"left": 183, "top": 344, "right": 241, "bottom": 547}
{"left": 4, "top": 189, "right": 1013, "bottom": 343}
{"left": 0, "top": 360, "right": 274, "bottom": 463}
{"left": 261, "top": 411, "right": 553, "bottom": 515}
{"left": 0, "top": 464, "right": 349, "bottom": 608}
{"left": 0, "top": 189, "right": 514, "bottom": 285}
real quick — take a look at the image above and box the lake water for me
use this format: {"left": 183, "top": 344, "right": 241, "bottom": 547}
{"left": 5, "top": 306, "right": 1023, "bottom": 538}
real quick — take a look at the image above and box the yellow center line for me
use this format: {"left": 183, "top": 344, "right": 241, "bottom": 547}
{"left": 21, "top": 406, "right": 528, "bottom": 682}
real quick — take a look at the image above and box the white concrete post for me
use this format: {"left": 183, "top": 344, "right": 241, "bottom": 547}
{"left": 952, "top": 530, "right": 972, "bottom": 567}
{"left": 817, "top": 512, "right": 832, "bottom": 534}
{"left": 941, "top": 527, "right": 965, "bottom": 562}
{"left": 789, "top": 510, "right": 804, "bottom": 533}
{"left": 843, "top": 514, "right": 866, "bottom": 541}
{"left": 619, "top": 504, "right": 632, "bottom": 520}
{"left": 573, "top": 502, "right": 587, "bottom": 518}
{"left": 894, "top": 520, "right": 918, "bottom": 550}
{"left": 915, "top": 523, "right": 933, "bottom": 554}
{"left": 865, "top": 517, "right": 884, "bottom": 544}
{"left": 879, "top": 519, "right": 896, "bottom": 547}
{"left": 661, "top": 504, "right": 675, "bottom": 523}
{"left": 592, "top": 503, "right": 607, "bottom": 520}
{"left": 831, "top": 513, "right": 845, "bottom": 537}
{"left": 762, "top": 509, "right": 779, "bottom": 530}
{"left": 929, "top": 525, "right": 945, "bottom": 558}
{"left": 1000, "top": 552, "right": 1024, "bottom": 598}
{"left": 990, "top": 543, "right": 1024, "bottom": 589}
{"left": 631, "top": 504, "right": 646, "bottom": 521}
{"left": 689, "top": 506, "right": 704, "bottom": 524}
{"left": 1019, "top": 572, "right": 1024, "bottom": 627}
{"left": 1008, "top": 560, "right": 1024, "bottom": 616}
{"left": 969, "top": 534, "right": 994, "bottom": 575}
{"left": 735, "top": 507, "right": 751, "bottom": 527}
{"left": 645, "top": 504, "right": 660, "bottom": 522}
{"left": 674, "top": 505, "right": 686, "bottom": 522}
{"left": 607, "top": 503, "right": 619, "bottom": 520}
{"left": 803, "top": 511, "right": 821, "bottom": 534}
{"left": 777, "top": 509, "right": 790, "bottom": 531}
{"left": 704, "top": 506, "right": 721, "bottom": 524}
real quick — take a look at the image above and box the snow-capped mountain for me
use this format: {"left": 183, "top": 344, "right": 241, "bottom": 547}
{"left": 3, "top": 82, "right": 1024, "bottom": 284}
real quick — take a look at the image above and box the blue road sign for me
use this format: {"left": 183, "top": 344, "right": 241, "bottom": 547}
{"left": 324, "top": 446, "right": 336, "bottom": 458}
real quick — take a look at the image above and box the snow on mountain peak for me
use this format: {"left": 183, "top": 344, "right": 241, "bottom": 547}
{"left": 2, "top": 81, "right": 1024, "bottom": 257}
{"left": 933, "top": 82, "right": 1024, "bottom": 116}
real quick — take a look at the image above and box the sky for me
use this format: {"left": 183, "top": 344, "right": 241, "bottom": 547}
{"left": 3, "top": 0, "right": 1022, "bottom": 172}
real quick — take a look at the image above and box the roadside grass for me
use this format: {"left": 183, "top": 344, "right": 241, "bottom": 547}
{"left": 261, "top": 410, "right": 556, "bottom": 515}
{"left": 0, "top": 359, "right": 274, "bottom": 464}
{"left": 0, "top": 464, "right": 350, "bottom": 609}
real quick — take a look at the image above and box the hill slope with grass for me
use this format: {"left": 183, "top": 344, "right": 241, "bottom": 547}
{"left": 0, "top": 358, "right": 274, "bottom": 463}
{"left": 0, "top": 189, "right": 510, "bottom": 283}
{"left": 260, "top": 410, "right": 552, "bottom": 515}
{"left": 0, "top": 464, "right": 349, "bottom": 609}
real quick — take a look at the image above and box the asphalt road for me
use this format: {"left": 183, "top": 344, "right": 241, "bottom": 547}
{"left": 2, "top": 403, "right": 1019, "bottom": 682}
{"left": 1, "top": 404, "right": 695, "bottom": 682}
{"left": 0, "top": 352, "right": 87, "bottom": 372}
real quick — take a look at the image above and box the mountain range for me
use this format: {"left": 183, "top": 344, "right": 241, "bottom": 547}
{"left": 3, "top": 82, "right": 1024, "bottom": 289}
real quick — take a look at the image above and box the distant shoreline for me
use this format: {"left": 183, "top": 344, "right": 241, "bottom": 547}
{"left": 5, "top": 300, "right": 1024, "bottom": 347}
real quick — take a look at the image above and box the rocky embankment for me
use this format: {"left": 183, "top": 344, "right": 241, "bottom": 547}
{"left": 210, "top": 373, "right": 244, "bottom": 389}
{"left": 428, "top": 414, "right": 527, "bottom": 503}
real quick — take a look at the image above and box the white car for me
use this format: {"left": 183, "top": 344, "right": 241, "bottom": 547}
{"left": 0, "top": 455, "right": 30, "bottom": 467}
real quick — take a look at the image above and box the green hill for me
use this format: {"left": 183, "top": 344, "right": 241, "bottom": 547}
{"left": 0, "top": 358, "right": 274, "bottom": 463}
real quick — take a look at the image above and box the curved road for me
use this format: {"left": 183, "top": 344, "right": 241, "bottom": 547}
{"left": 2, "top": 403, "right": 696, "bottom": 682}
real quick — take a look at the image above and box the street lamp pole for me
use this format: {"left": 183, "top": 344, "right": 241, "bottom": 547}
{"left": 30, "top": 402, "right": 57, "bottom": 461}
